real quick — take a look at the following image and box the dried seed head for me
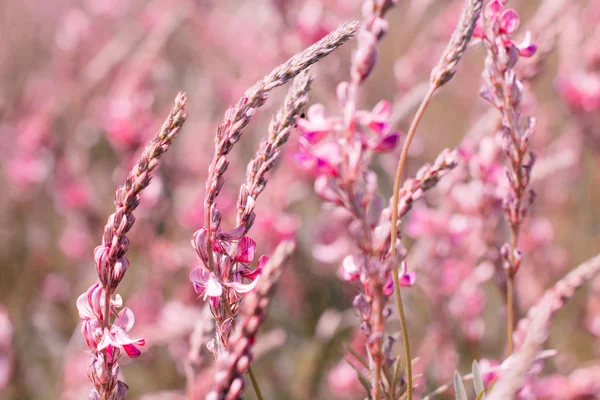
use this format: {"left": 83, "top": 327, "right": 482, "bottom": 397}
{"left": 431, "top": 0, "right": 484, "bottom": 87}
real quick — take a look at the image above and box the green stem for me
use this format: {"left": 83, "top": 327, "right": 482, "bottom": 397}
{"left": 248, "top": 366, "right": 265, "bottom": 400}
{"left": 393, "top": 274, "right": 412, "bottom": 399}
{"left": 389, "top": 84, "right": 438, "bottom": 400}
{"left": 507, "top": 275, "right": 514, "bottom": 355}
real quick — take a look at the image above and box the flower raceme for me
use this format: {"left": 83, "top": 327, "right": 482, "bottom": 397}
{"left": 189, "top": 209, "right": 267, "bottom": 308}
{"left": 473, "top": 0, "right": 536, "bottom": 59}
{"left": 294, "top": 100, "right": 400, "bottom": 178}
{"left": 77, "top": 284, "right": 146, "bottom": 360}
{"left": 341, "top": 256, "right": 416, "bottom": 293}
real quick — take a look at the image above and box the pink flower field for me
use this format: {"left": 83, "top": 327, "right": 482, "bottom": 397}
{"left": 1, "top": 0, "right": 600, "bottom": 399}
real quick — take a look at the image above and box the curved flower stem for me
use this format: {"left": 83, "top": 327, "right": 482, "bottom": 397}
{"left": 507, "top": 275, "right": 515, "bottom": 355}
{"left": 391, "top": 275, "right": 410, "bottom": 399}
{"left": 389, "top": 84, "right": 438, "bottom": 400}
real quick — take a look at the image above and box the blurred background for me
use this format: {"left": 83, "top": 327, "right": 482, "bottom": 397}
{"left": 1, "top": 0, "right": 600, "bottom": 399}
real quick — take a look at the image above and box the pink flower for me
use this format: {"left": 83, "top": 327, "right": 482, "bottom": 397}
{"left": 77, "top": 284, "right": 123, "bottom": 323}
{"left": 189, "top": 266, "right": 223, "bottom": 300}
{"left": 96, "top": 307, "right": 145, "bottom": 358}
{"left": 363, "top": 100, "right": 392, "bottom": 134}
{"left": 189, "top": 264, "right": 260, "bottom": 301}
{"left": 556, "top": 72, "right": 600, "bottom": 111}
{"left": 339, "top": 255, "right": 361, "bottom": 281}
{"left": 77, "top": 285, "right": 144, "bottom": 359}
{"left": 371, "top": 131, "right": 400, "bottom": 152}
{"left": 297, "top": 104, "right": 335, "bottom": 144}
{"left": 383, "top": 261, "right": 416, "bottom": 295}
{"left": 238, "top": 254, "right": 268, "bottom": 281}
{"left": 294, "top": 141, "right": 342, "bottom": 176}
{"left": 474, "top": 3, "right": 536, "bottom": 58}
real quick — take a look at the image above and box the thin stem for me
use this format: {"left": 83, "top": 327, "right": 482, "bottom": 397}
{"left": 390, "top": 84, "right": 437, "bottom": 247}
{"left": 205, "top": 206, "right": 216, "bottom": 272}
{"left": 392, "top": 274, "right": 411, "bottom": 400}
{"left": 248, "top": 366, "right": 265, "bottom": 400}
{"left": 373, "top": 289, "right": 385, "bottom": 400}
{"left": 390, "top": 333, "right": 403, "bottom": 397}
{"left": 507, "top": 275, "right": 514, "bottom": 355}
{"left": 222, "top": 299, "right": 265, "bottom": 400}
{"left": 389, "top": 83, "right": 438, "bottom": 400}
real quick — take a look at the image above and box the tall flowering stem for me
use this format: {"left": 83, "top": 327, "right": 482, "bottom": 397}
{"left": 191, "top": 71, "right": 313, "bottom": 399}
{"left": 476, "top": 0, "right": 537, "bottom": 355}
{"left": 202, "top": 22, "right": 358, "bottom": 275}
{"left": 343, "top": 3, "right": 398, "bottom": 397}
{"left": 488, "top": 253, "right": 600, "bottom": 399}
{"left": 190, "top": 70, "right": 315, "bottom": 364}
{"left": 388, "top": 0, "right": 483, "bottom": 397}
{"left": 193, "top": 23, "right": 356, "bottom": 359}
{"left": 206, "top": 240, "right": 296, "bottom": 400}
{"left": 295, "top": 3, "right": 465, "bottom": 397}
{"left": 294, "top": 1, "right": 407, "bottom": 398}
{"left": 77, "top": 93, "right": 188, "bottom": 400}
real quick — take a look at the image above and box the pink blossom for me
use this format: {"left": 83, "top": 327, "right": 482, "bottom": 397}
{"left": 297, "top": 104, "right": 336, "bottom": 144}
{"left": 189, "top": 266, "right": 223, "bottom": 300}
{"left": 474, "top": 2, "right": 536, "bottom": 59}
{"left": 339, "top": 255, "right": 361, "bottom": 281}
{"left": 383, "top": 261, "right": 416, "bottom": 295}
{"left": 294, "top": 141, "right": 343, "bottom": 176}
{"left": 96, "top": 308, "right": 145, "bottom": 359}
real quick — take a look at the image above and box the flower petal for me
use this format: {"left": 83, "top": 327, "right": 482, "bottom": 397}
{"left": 192, "top": 229, "right": 209, "bottom": 262}
{"left": 189, "top": 266, "right": 210, "bottom": 294}
{"left": 372, "top": 132, "right": 400, "bottom": 152}
{"left": 205, "top": 273, "right": 223, "bottom": 299}
{"left": 122, "top": 343, "right": 142, "bottom": 358}
{"left": 217, "top": 224, "right": 246, "bottom": 241}
{"left": 114, "top": 307, "right": 135, "bottom": 333}
{"left": 340, "top": 255, "right": 360, "bottom": 281}
{"left": 234, "top": 236, "right": 256, "bottom": 263}
{"left": 500, "top": 9, "right": 519, "bottom": 34}
{"left": 240, "top": 254, "right": 267, "bottom": 281}
{"left": 77, "top": 290, "right": 94, "bottom": 320}
{"left": 224, "top": 278, "right": 258, "bottom": 294}
{"left": 399, "top": 272, "right": 416, "bottom": 287}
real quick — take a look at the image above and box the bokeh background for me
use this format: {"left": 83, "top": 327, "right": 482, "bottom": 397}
{"left": 1, "top": 0, "right": 600, "bottom": 399}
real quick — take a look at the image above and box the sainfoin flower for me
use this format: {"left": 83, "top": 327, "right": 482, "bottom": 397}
{"left": 77, "top": 284, "right": 145, "bottom": 359}
{"left": 473, "top": 1, "right": 536, "bottom": 58}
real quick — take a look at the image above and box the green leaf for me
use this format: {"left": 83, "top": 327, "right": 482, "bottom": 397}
{"left": 472, "top": 360, "right": 485, "bottom": 398}
{"left": 454, "top": 371, "right": 468, "bottom": 400}
{"left": 345, "top": 358, "right": 372, "bottom": 397}
{"left": 346, "top": 346, "right": 369, "bottom": 370}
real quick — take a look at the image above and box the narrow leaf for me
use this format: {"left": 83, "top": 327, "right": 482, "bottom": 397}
{"left": 346, "top": 346, "right": 369, "bottom": 370}
{"left": 472, "top": 360, "right": 485, "bottom": 397}
{"left": 345, "top": 358, "right": 372, "bottom": 396}
{"left": 454, "top": 371, "right": 468, "bottom": 400}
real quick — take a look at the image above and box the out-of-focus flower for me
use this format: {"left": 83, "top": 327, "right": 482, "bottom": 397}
{"left": 473, "top": 1, "right": 536, "bottom": 58}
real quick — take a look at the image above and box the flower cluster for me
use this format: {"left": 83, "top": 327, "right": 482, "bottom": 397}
{"left": 190, "top": 210, "right": 267, "bottom": 353}
{"left": 473, "top": 0, "right": 536, "bottom": 59}
{"left": 77, "top": 284, "right": 145, "bottom": 399}
{"left": 478, "top": 0, "right": 538, "bottom": 357}
{"left": 479, "top": 1, "right": 537, "bottom": 279}
{"left": 206, "top": 241, "right": 295, "bottom": 400}
{"left": 294, "top": 100, "right": 399, "bottom": 181}
{"left": 293, "top": 3, "right": 411, "bottom": 397}
{"left": 75, "top": 93, "right": 188, "bottom": 398}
